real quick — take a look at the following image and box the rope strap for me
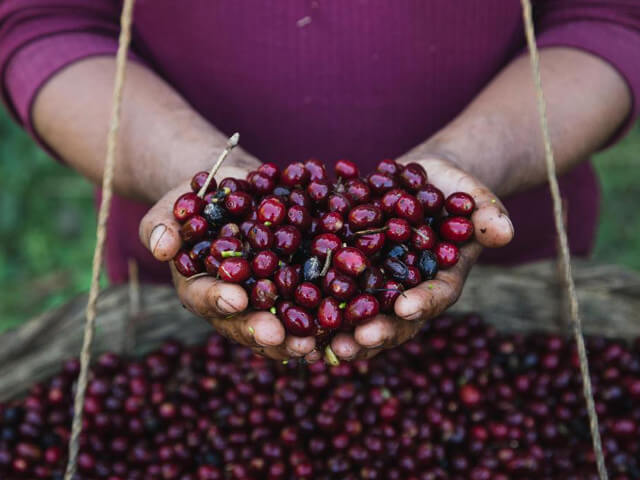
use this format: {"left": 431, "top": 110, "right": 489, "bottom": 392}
{"left": 63, "top": 0, "right": 137, "bottom": 478}
{"left": 520, "top": 1, "right": 607, "bottom": 478}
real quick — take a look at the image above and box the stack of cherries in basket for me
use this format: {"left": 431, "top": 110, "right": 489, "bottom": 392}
{"left": 172, "top": 159, "right": 475, "bottom": 338}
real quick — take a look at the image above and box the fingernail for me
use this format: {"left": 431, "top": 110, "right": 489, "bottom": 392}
{"left": 501, "top": 215, "right": 515, "bottom": 236}
{"left": 149, "top": 224, "right": 167, "bottom": 256}
{"left": 216, "top": 297, "right": 238, "bottom": 314}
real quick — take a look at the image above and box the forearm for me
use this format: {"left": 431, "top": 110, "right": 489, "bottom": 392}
{"left": 402, "top": 48, "right": 632, "bottom": 197}
{"left": 32, "top": 57, "right": 260, "bottom": 203}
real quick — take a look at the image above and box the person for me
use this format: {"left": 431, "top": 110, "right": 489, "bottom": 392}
{"left": 1, "top": 2, "right": 638, "bottom": 363}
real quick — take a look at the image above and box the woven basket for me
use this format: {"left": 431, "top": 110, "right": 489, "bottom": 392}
{"left": 1, "top": 260, "right": 639, "bottom": 401}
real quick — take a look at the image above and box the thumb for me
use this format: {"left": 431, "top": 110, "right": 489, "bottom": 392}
{"left": 139, "top": 183, "right": 186, "bottom": 261}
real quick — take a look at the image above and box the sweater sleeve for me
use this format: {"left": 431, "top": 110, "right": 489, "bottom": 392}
{"left": 0, "top": 0, "right": 139, "bottom": 142}
{"left": 534, "top": 0, "right": 640, "bottom": 144}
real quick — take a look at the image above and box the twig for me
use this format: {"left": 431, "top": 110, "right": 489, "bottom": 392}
{"left": 197, "top": 133, "right": 240, "bottom": 198}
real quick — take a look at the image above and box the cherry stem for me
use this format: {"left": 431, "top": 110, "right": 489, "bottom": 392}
{"left": 197, "top": 132, "right": 240, "bottom": 198}
{"left": 412, "top": 227, "right": 431, "bottom": 243}
{"left": 221, "top": 251, "right": 243, "bottom": 258}
{"left": 354, "top": 226, "right": 389, "bottom": 236}
{"left": 324, "top": 345, "right": 340, "bottom": 366}
{"left": 320, "top": 249, "right": 333, "bottom": 277}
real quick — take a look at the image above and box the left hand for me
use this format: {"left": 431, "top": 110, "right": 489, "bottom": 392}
{"left": 329, "top": 156, "right": 514, "bottom": 361}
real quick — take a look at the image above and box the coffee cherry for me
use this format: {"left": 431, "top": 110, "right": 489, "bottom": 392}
{"left": 404, "top": 266, "right": 422, "bottom": 288}
{"left": 360, "top": 268, "right": 385, "bottom": 293}
{"left": 411, "top": 224, "right": 436, "bottom": 251}
{"left": 282, "top": 306, "right": 316, "bottom": 336}
{"left": 381, "top": 189, "right": 405, "bottom": 215}
{"left": 345, "top": 179, "right": 371, "bottom": 204}
{"left": 281, "top": 162, "right": 310, "bottom": 187}
{"left": 344, "top": 294, "right": 380, "bottom": 326}
{"left": 180, "top": 215, "right": 208, "bottom": 243}
{"left": 440, "top": 216, "right": 474, "bottom": 244}
{"left": 247, "top": 171, "right": 276, "bottom": 195}
{"left": 303, "top": 256, "right": 322, "bottom": 282}
{"left": 434, "top": 242, "right": 460, "bottom": 268}
{"left": 378, "top": 280, "right": 403, "bottom": 312}
{"left": 335, "top": 159, "right": 359, "bottom": 179}
{"left": 210, "top": 237, "right": 243, "bottom": 260}
{"left": 251, "top": 279, "right": 278, "bottom": 309}
{"left": 307, "top": 181, "right": 330, "bottom": 204}
{"left": 383, "top": 258, "right": 409, "bottom": 282}
{"left": 348, "top": 204, "right": 383, "bottom": 230}
{"left": 189, "top": 240, "right": 212, "bottom": 264}
{"left": 274, "top": 266, "right": 300, "bottom": 299}
{"left": 311, "top": 233, "right": 341, "bottom": 259}
{"left": 202, "top": 202, "right": 229, "bottom": 228}
{"left": 317, "top": 298, "right": 343, "bottom": 330}
{"left": 376, "top": 158, "right": 400, "bottom": 176}
{"left": 219, "top": 223, "right": 240, "bottom": 238}
{"left": 386, "top": 218, "right": 411, "bottom": 243}
{"left": 286, "top": 205, "right": 312, "bottom": 231}
{"left": 320, "top": 212, "right": 344, "bottom": 234}
{"left": 257, "top": 162, "right": 280, "bottom": 181}
{"left": 174, "top": 193, "right": 205, "bottom": 222}
{"left": 416, "top": 184, "right": 445, "bottom": 214}
{"left": 219, "top": 258, "right": 251, "bottom": 283}
{"left": 354, "top": 232, "right": 386, "bottom": 256}
{"left": 173, "top": 251, "right": 200, "bottom": 277}
{"left": 274, "top": 226, "right": 302, "bottom": 255}
{"left": 294, "top": 282, "right": 322, "bottom": 309}
{"left": 219, "top": 177, "right": 242, "bottom": 192}
{"left": 247, "top": 224, "right": 274, "bottom": 250}
{"left": 326, "top": 273, "right": 358, "bottom": 301}
{"left": 445, "top": 192, "right": 476, "bottom": 216}
{"left": 289, "top": 189, "right": 312, "bottom": 209}
{"left": 367, "top": 173, "right": 395, "bottom": 194}
{"left": 251, "top": 251, "right": 279, "bottom": 278}
{"left": 191, "top": 171, "right": 217, "bottom": 193}
{"left": 417, "top": 251, "right": 438, "bottom": 280}
{"left": 398, "top": 163, "right": 427, "bottom": 191}
{"left": 258, "top": 197, "right": 286, "bottom": 226}
{"left": 328, "top": 194, "right": 352, "bottom": 216}
{"left": 333, "top": 247, "right": 369, "bottom": 277}
{"left": 394, "top": 193, "right": 424, "bottom": 225}
{"left": 224, "top": 191, "right": 252, "bottom": 217}
{"left": 305, "top": 158, "right": 328, "bottom": 182}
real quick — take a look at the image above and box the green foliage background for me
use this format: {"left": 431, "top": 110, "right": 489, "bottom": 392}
{"left": 0, "top": 109, "right": 638, "bottom": 332}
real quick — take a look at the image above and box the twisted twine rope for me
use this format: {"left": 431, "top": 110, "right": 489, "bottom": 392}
{"left": 63, "top": 0, "right": 137, "bottom": 478}
{"left": 520, "top": 1, "right": 607, "bottom": 478}
{"left": 62, "top": 0, "right": 607, "bottom": 478}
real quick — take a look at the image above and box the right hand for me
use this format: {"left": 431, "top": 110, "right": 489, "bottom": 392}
{"left": 139, "top": 168, "right": 321, "bottom": 363}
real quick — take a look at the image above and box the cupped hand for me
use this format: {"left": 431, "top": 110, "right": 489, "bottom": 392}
{"left": 329, "top": 156, "right": 514, "bottom": 361}
{"left": 139, "top": 166, "right": 320, "bottom": 363}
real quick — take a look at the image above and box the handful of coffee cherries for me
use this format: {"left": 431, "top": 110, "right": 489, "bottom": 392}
{"left": 172, "top": 156, "right": 475, "bottom": 340}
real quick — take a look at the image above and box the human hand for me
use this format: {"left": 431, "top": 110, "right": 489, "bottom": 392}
{"left": 328, "top": 156, "right": 514, "bottom": 361}
{"left": 139, "top": 165, "right": 320, "bottom": 363}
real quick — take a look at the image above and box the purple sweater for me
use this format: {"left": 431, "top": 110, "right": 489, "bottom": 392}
{"left": 2, "top": 1, "right": 640, "bottom": 284}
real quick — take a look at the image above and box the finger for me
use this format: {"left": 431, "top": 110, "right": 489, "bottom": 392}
{"left": 252, "top": 345, "right": 290, "bottom": 361}
{"left": 394, "top": 242, "right": 481, "bottom": 321}
{"left": 139, "top": 184, "right": 186, "bottom": 261}
{"left": 357, "top": 347, "right": 384, "bottom": 360}
{"left": 285, "top": 336, "right": 316, "bottom": 357}
{"left": 210, "top": 311, "right": 285, "bottom": 348}
{"left": 172, "top": 266, "right": 248, "bottom": 317}
{"left": 305, "top": 350, "right": 322, "bottom": 364}
{"left": 353, "top": 315, "right": 396, "bottom": 348}
{"left": 331, "top": 333, "right": 361, "bottom": 361}
{"left": 473, "top": 205, "right": 514, "bottom": 248}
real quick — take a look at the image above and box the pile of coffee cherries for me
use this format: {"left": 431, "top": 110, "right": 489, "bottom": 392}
{"left": 172, "top": 159, "right": 476, "bottom": 337}
{"left": 2, "top": 314, "right": 640, "bottom": 479}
